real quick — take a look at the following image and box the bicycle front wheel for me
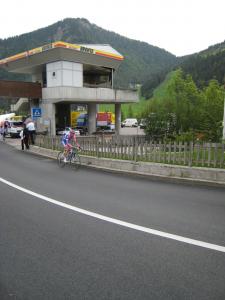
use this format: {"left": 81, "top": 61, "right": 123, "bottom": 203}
{"left": 57, "top": 151, "right": 66, "bottom": 167}
{"left": 70, "top": 152, "right": 81, "bottom": 169}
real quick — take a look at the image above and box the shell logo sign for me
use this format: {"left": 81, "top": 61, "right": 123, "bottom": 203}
{"left": 0, "top": 41, "right": 124, "bottom": 66}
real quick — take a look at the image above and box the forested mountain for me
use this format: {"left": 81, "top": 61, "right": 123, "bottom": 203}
{"left": 141, "top": 40, "right": 225, "bottom": 98}
{"left": 141, "top": 68, "right": 171, "bottom": 99}
{"left": 200, "top": 40, "right": 225, "bottom": 56}
{"left": 139, "top": 40, "right": 225, "bottom": 142}
{"left": 180, "top": 42, "right": 225, "bottom": 88}
{"left": 0, "top": 18, "right": 177, "bottom": 88}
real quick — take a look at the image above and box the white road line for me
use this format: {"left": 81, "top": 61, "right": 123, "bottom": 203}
{"left": 1, "top": 176, "right": 225, "bottom": 253}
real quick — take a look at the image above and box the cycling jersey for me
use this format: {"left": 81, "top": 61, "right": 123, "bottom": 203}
{"left": 61, "top": 131, "right": 79, "bottom": 149}
{"left": 62, "top": 131, "right": 72, "bottom": 146}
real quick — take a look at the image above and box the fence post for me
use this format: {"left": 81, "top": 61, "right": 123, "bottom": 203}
{"left": 208, "top": 143, "right": 211, "bottom": 167}
{"left": 121, "top": 138, "right": 124, "bottom": 160}
{"left": 132, "top": 136, "right": 135, "bottom": 161}
{"left": 95, "top": 136, "right": 99, "bottom": 158}
{"left": 202, "top": 142, "right": 206, "bottom": 166}
{"left": 128, "top": 137, "right": 131, "bottom": 160}
{"left": 168, "top": 142, "right": 171, "bottom": 163}
{"left": 189, "top": 142, "right": 193, "bottom": 167}
{"left": 136, "top": 136, "right": 139, "bottom": 162}
{"left": 173, "top": 141, "right": 176, "bottom": 164}
{"left": 220, "top": 143, "right": 224, "bottom": 168}
{"left": 133, "top": 136, "right": 137, "bottom": 162}
{"left": 183, "top": 142, "right": 187, "bottom": 165}
{"left": 196, "top": 142, "right": 200, "bottom": 166}
{"left": 101, "top": 134, "right": 104, "bottom": 158}
{"left": 214, "top": 143, "right": 218, "bottom": 168}
{"left": 178, "top": 142, "right": 182, "bottom": 165}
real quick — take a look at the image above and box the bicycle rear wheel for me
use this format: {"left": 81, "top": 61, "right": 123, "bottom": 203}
{"left": 70, "top": 152, "right": 81, "bottom": 169}
{"left": 57, "top": 151, "right": 66, "bottom": 167}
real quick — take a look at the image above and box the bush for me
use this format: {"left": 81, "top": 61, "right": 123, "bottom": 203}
{"left": 175, "top": 131, "right": 195, "bottom": 143}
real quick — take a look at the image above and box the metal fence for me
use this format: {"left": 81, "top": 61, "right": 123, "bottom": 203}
{"left": 35, "top": 135, "right": 225, "bottom": 169}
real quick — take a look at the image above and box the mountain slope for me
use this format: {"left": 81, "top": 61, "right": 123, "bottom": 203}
{"left": 0, "top": 18, "right": 177, "bottom": 88}
{"left": 141, "top": 40, "right": 225, "bottom": 98}
{"left": 180, "top": 41, "right": 225, "bottom": 87}
{"left": 200, "top": 40, "right": 225, "bottom": 56}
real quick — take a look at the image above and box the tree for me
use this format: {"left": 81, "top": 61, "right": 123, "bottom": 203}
{"left": 167, "top": 69, "right": 202, "bottom": 133}
{"left": 141, "top": 69, "right": 225, "bottom": 142}
{"left": 199, "top": 80, "right": 224, "bottom": 141}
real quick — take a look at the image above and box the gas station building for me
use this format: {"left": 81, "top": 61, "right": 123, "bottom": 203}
{"left": 0, "top": 41, "right": 138, "bottom": 135}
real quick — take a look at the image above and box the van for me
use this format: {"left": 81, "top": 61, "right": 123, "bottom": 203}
{"left": 121, "top": 118, "right": 138, "bottom": 128}
{"left": 8, "top": 121, "right": 24, "bottom": 138}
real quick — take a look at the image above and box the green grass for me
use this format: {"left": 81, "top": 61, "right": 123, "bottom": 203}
{"left": 152, "top": 71, "right": 176, "bottom": 100}
{"left": 99, "top": 97, "right": 149, "bottom": 121}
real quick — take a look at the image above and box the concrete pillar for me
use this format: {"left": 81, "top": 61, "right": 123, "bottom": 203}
{"left": 115, "top": 103, "right": 121, "bottom": 135}
{"left": 88, "top": 103, "right": 96, "bottom": 135}
{"left": 40, "top": 101, "right": 56, "bottom": 136}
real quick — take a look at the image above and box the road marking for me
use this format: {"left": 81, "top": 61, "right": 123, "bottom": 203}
{"left": 1, "top": 176, "right": 225, "bottom": 253}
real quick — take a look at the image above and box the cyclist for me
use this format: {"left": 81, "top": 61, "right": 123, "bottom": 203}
{"left": 61, "top": 128, "right": 80, "bottom": 162}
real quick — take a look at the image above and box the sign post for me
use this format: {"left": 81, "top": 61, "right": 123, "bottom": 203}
{"left": 31, "top": 107, "right": 42, "bottom": 119}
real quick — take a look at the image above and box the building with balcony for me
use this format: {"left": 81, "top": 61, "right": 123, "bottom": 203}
{"left": 0, "top": 41, "right": 138, "bottom": 135}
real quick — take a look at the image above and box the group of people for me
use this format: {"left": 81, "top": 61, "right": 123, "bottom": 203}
{"left": 0, "top": 117, "right": 36, "bottom": 150}
{"left": 19, "top": 120, "right": 36, "bottom": 150}
{"left": 1, "top": 117, "right": 81, "bottom": 161}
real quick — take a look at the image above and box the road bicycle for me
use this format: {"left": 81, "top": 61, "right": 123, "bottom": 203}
{"left": 57, "top": 146, "right": 81, "bottom": 169}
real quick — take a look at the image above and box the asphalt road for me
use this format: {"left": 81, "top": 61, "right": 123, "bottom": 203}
{"left": 0, "top": 142, "right": 225, "bottom": 299}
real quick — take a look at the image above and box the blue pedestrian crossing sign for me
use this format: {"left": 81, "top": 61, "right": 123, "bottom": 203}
{"left": 32, "top": 107, "right": 42, "bottom": 118}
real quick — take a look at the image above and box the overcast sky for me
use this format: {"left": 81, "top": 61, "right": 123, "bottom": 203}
{"left": 1, "top": 0, "right": 225, "bottom": 56}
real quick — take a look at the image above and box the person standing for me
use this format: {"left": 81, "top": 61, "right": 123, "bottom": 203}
{"left": 20, "top": 124, "right": 30, "bottom": 150}
{"left": 0, "top": 125, "right": 5, "bottom": 141}
{"left": 4, "top": 118, "right": 10, "bottom": 138}
{"left": 26, "top": 120, "right": 36, "bottom": 145}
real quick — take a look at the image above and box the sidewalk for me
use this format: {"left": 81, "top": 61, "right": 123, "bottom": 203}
{"left": 4, "top": 137, "right": 225, "bottom": 187}
{"left": 4, "top": 137, "right": 22, "bottom": 149}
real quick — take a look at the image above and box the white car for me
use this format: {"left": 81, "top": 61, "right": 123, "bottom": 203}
{"left": 57, "top": 127, "right": 80, "bottom": 136}
{"left": 8, "top": 121, "right": 24, "bottom": 138}
{"left": 121, "top": 118, "right": 138, "bottom": 128}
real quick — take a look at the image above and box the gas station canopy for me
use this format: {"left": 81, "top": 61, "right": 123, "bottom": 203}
{"left": 0, "top": 41, "right": 124, "bottom": 74}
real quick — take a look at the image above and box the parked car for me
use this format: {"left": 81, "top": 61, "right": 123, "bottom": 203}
{"left": 139, "top": 119, "right": 147, "bottom": 129}
{"left": 56, "top": 127, "right": 80, "bottom": 136}
{"left": 56, "top": 127, "right": 65, "bottom": 135}
{"left": 8, "top": 121, "right": 24, "bottom": 138}
{"left": 121, "top": 118, "right": 138, "bottom": 128}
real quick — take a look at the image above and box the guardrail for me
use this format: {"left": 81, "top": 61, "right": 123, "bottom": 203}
{"left": 35, "top": 135, "right": 225, "bottom": 169}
